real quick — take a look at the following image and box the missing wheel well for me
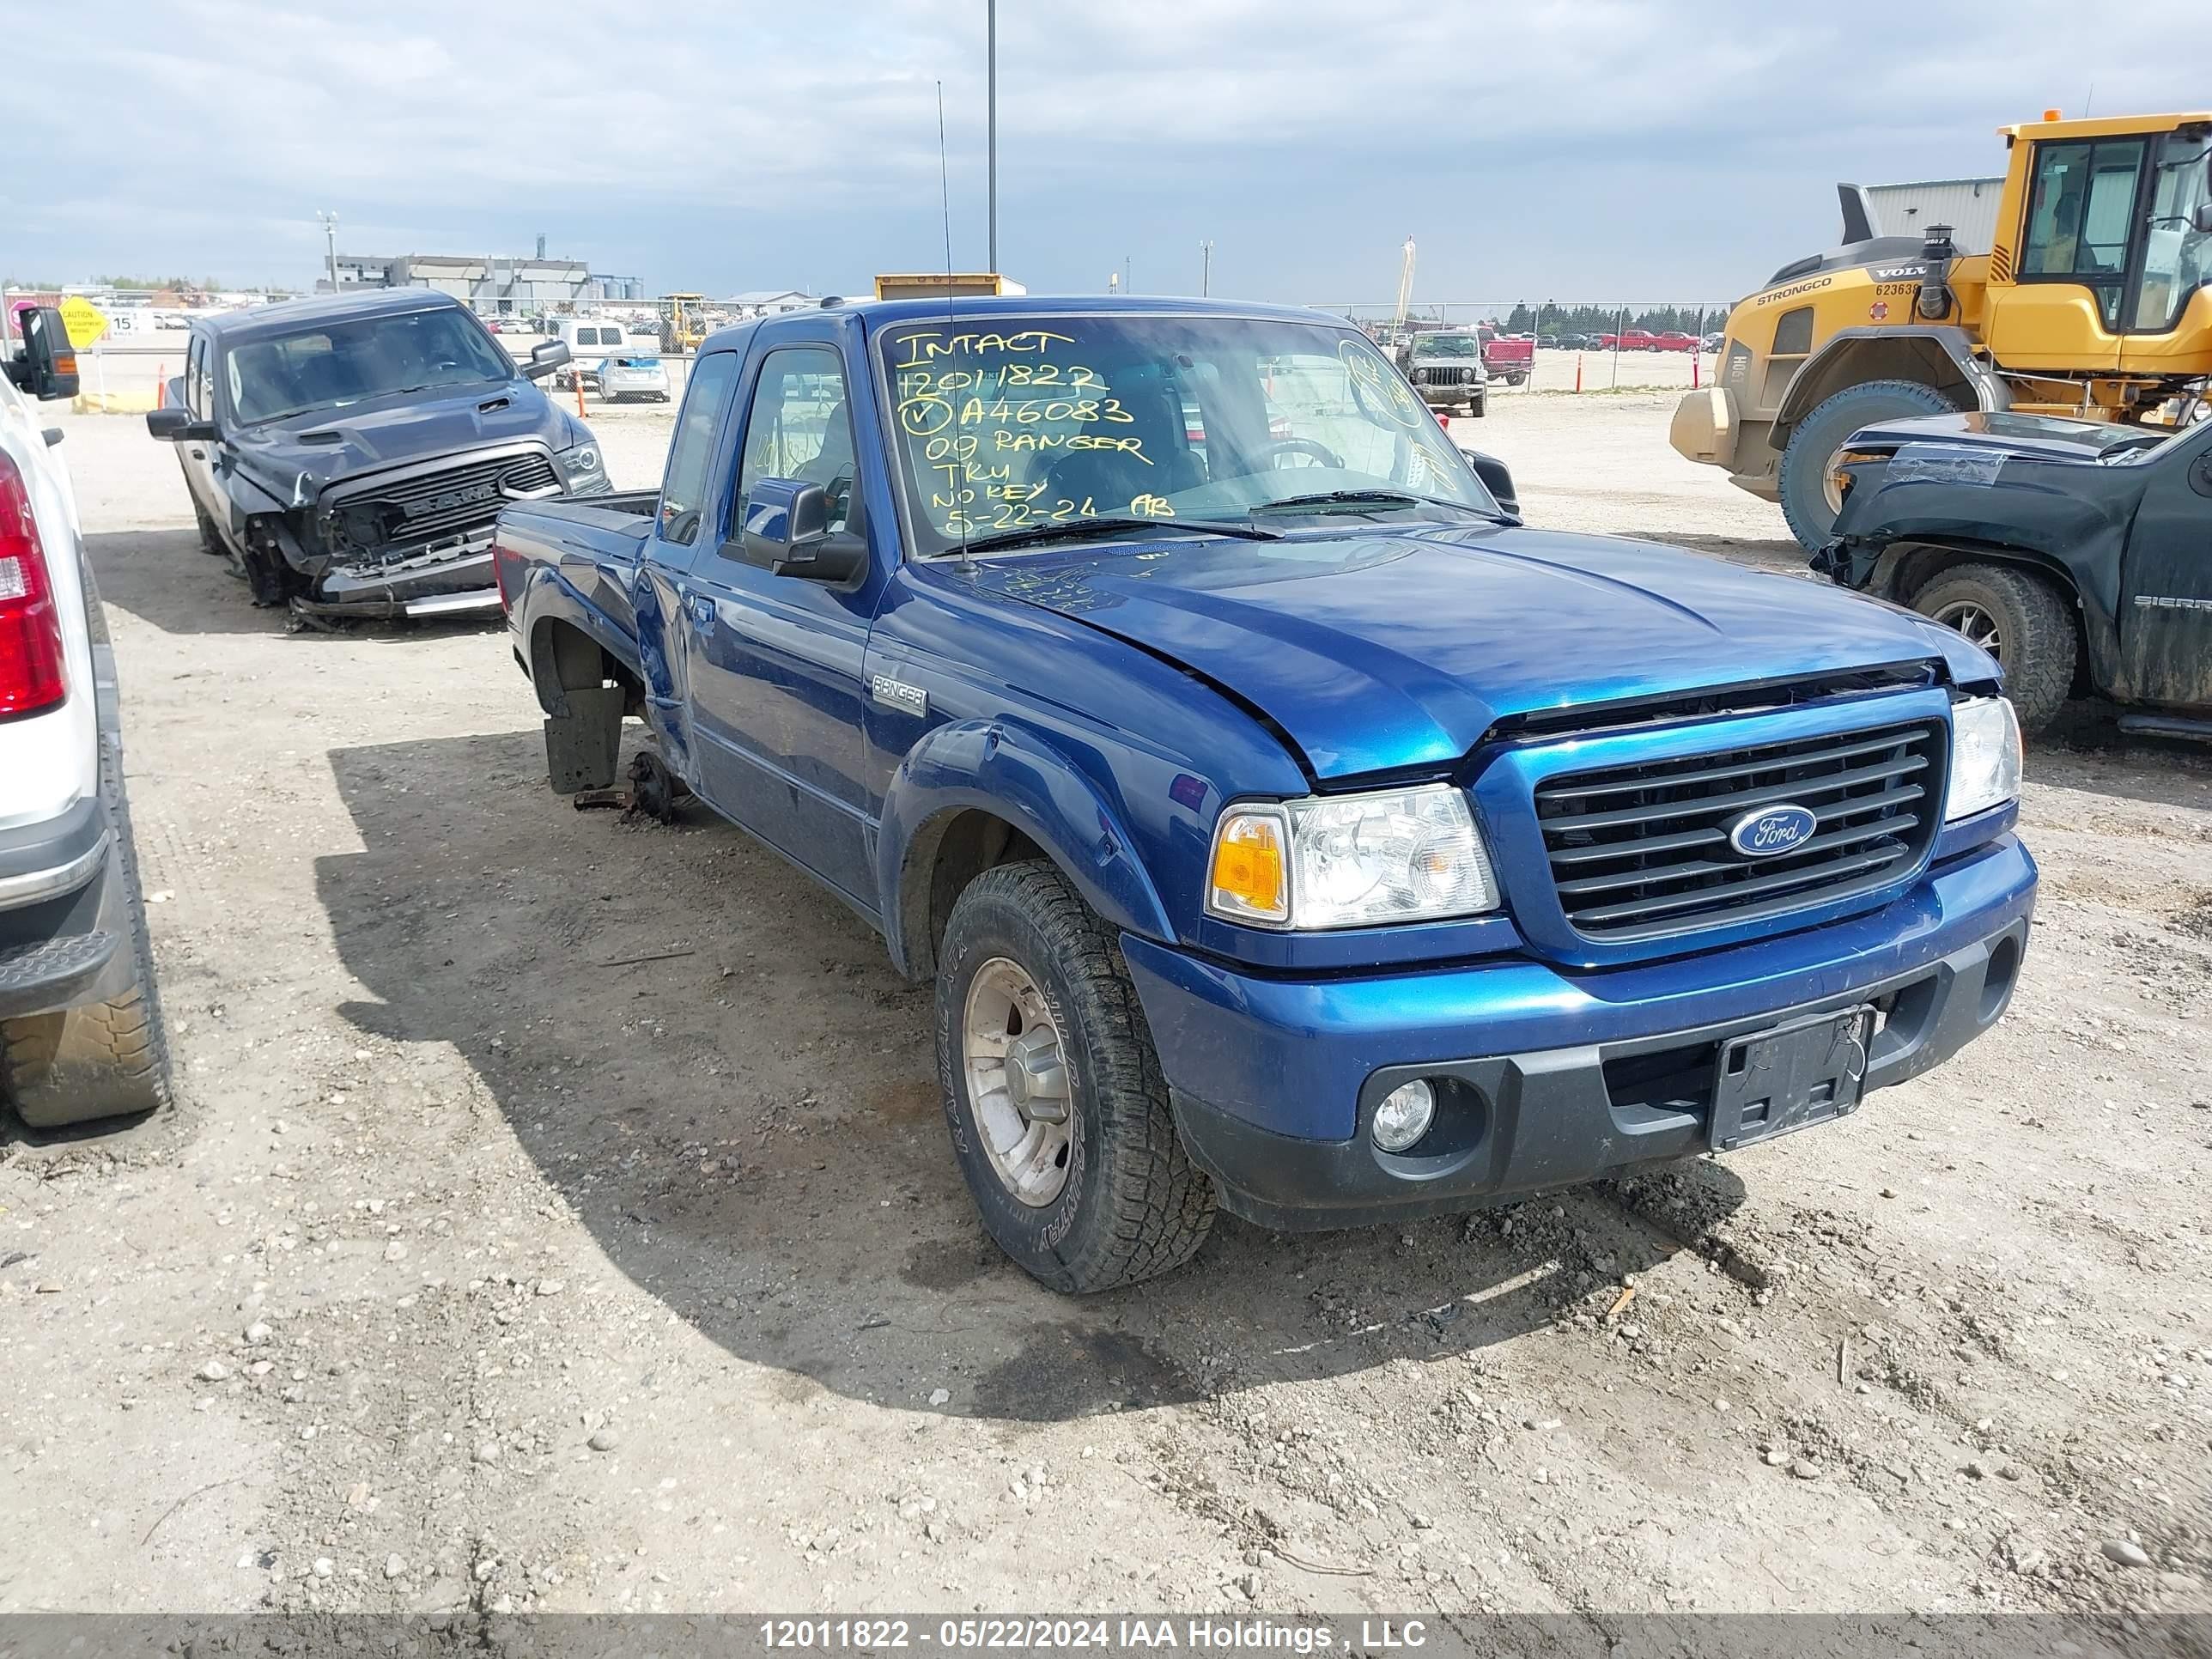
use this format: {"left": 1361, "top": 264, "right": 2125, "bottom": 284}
{"left": 531, "top": 618, "right": 644, "bottom": 720}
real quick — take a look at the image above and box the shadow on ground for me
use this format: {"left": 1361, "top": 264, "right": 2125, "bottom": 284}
{"left": 313, "top": 727, "right": 1753, "bottom": 1424}
{"left": 86, "top": 529, "right": 503, "bottom": 645}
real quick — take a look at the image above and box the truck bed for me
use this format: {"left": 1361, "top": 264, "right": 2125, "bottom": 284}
{"left": 496, "top": 491, "right": 660, "bottom": 676}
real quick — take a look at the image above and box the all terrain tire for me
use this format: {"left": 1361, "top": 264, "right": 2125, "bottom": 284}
{"left": 1910, "top": 562, "right": 2077, "bottom": 735}
{"left": 934, "top": 860, "right": 1214, "bottom": 1293}
{"left": 0, "top": 749, "right": 173, "bottom": 1128}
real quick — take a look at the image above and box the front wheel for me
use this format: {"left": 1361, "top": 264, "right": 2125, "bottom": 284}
{"left": 934, "top": 860, "right": 1214, "bottom": 1293}
{"left": 1779, "top": 379, "right": 1959, "bottom": 550}
{"left": 1910, "top": 562, "right": 2077, "bottom": 734}
{"left": 191, "top": 501, "right": 226, "bottom": 556}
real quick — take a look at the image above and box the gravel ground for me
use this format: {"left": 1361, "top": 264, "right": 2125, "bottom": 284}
{"left": 3, "top": 392, "right": 2207, "bottom": 1621}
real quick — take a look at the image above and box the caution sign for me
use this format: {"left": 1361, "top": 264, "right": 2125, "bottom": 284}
{"left": 58, "top": 296, "right": 110, "bottom": 349}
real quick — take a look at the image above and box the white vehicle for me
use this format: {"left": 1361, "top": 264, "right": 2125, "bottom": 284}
{"left": 596, "top": 355, "right": 670, "bottom": 403}
{"left": 550, "top": 319, "right": 630, "bottom": 390}
{"left": 0, "top": 307, "right": 171, "bottom": 1127}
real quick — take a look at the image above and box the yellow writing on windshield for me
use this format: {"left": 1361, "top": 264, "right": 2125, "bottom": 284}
{"left": 894, "top": 329, "right": 1076, "bottom": 366}
{"left": 1337, "top": 338, "right": 1430, "bottom": 429}
{"left": 891, "top": 328, "right": 1163, "bottom": 537}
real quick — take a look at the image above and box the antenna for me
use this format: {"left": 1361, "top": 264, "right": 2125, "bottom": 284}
{"left": 937, "top": 81, "right": 972, "bottom": 569}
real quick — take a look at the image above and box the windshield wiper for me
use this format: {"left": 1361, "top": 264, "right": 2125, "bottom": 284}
{"left": 1251, "top": 489, "right": 1498, "bottom": 518}
{"left": 943, "top": 516, "right": 1283, "bottom": 556}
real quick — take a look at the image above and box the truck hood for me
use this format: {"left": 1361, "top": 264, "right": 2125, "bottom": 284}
{"left": 231, "top": 381, "right": 582, "bottom": 501}
{"left": 1842, "top": 410, "right": 2172, "bottom": 466}
{"left": 972, "top": 526, "right": 1979, "bottom": 778}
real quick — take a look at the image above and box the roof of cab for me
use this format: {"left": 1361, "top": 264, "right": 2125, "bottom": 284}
{"left": 194, "top": 288, "right": 471, "bottom": 343}
{"left": 696, "top": 294, "right": 1355, "bottom": 356}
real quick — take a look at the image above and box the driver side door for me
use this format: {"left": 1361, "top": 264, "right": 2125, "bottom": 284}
{"left": 177, "top": 334, "right": 227, "bottom": 537}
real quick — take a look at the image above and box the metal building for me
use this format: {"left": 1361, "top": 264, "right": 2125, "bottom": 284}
{"left": 325, "top": 253, "right": 592, "bottom": 314}
{"left": 1863, "top": 177, "right": 2005, "bottom": 254}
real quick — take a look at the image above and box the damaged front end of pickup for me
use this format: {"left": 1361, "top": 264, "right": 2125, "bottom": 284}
{"left": 278, "top": 441, "right": 609, "bottom": 622}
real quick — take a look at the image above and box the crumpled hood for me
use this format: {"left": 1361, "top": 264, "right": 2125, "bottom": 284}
{"left": 972, "top": 526, "right": 1980, "bottom": 777}
{"left": 1843, "top": 409, "right": 2170, "bottom": 465}
{"left": 232, "top": 381, "right": 577, "bottom": 503}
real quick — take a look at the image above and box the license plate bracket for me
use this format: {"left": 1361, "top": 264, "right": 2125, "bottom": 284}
{"left": 1708, "top": 1005, "right": 1873, "bottom": 1152}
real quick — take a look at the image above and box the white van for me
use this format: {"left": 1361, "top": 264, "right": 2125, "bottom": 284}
{"left": 550, "top": 319, "right": 631, "bottom": 389}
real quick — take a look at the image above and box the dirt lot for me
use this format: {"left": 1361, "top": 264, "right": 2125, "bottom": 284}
{"left": 3, "top": 392, "right": 2208, "bottom": 1623}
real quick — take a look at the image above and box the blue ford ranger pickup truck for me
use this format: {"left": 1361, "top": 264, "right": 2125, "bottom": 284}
{"left": 496, "top": 296, "right": 2036, "bottom": 1294}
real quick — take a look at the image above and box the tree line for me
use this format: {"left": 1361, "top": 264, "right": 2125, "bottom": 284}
{"left": 1500, "top": 301, "right": 1726, "bottom": 335}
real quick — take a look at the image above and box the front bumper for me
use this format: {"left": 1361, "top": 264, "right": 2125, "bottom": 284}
{"left": 1412, "top": 382, "right": 1486, "bottom": 407}
{"left": 1123, "top": 835, "right": 2035, "bottom": 1231}
{"left": 300, "top": 475, "right": 611, "bottom": 620}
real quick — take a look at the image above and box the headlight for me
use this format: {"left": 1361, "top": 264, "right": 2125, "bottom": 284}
{"left": 1206, "top": 783, "right": 1499, "bottom": 929}
{"left": 1944, "top": 696, "right": 2022, "bottom": 822}
{"left": 563, "top": 444, "right": 601, "bottom": 474}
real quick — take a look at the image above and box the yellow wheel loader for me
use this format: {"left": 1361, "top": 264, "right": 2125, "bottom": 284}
{"left": 1672, "top": 111, "right": 2212, "bottom": 550}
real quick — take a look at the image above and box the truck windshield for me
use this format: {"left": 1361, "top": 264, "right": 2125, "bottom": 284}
{"left": 225, "top": 308, "right": 514, "bottom": 425}
{"left": 878, "top": 313, "right": 1497, "bottom": 556}
{"left": 1415, "top": 335, "right": 1482, "bottom": 357}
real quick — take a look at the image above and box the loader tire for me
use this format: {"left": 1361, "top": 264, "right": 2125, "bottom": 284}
{"left": 1779, "top": 379, "right": 1959, "bottom": 551}
{"left": 1909, "top": 562, "right": 2077, "bottom": 736}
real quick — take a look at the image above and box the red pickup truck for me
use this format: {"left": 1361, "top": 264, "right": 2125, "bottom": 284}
{"left": 1599, "top": 329, "right": 1658, "bottom": 351}
{"left": 1477, "top": 325, "right": 1533, "bottom": 386}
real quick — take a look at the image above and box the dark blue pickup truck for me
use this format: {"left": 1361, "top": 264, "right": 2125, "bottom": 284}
{"left": 496, "top": 295, "right": 2036, "bottom": 1293}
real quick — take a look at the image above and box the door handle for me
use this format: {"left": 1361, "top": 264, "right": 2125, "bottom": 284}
{"left": 686, "top": 592, "right": 717, "bottom": 626}
{"left": 186, "top": 448, "right": 205, "bottom": 460}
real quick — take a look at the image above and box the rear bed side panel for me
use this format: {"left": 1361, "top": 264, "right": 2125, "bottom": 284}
{"left": 504, "top": 501, "right": 653, "bottom": 702}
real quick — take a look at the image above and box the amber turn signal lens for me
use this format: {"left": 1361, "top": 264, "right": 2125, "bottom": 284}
{"left": 1207, "top": 809, "right": 1289, "bottom": 923}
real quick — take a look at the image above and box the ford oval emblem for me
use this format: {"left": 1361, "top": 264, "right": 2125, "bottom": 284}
{"left": 1726, "top": 803, "right": 1818, "bottom": 859}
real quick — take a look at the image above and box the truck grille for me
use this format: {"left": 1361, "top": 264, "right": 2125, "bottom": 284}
{"left": 323, "top": 449, "right": 562, "bottom": 555}
{"left": 1414, "top": 366, "right": 1479, "bottom": 387}
{"left": 1534, "top": 720, "right": 1945, "bottom": 943}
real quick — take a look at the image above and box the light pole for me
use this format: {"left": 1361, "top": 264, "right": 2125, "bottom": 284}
{"left": 316, "top": 211, "right": 339, "bottom": 293}
{"left": 987, "top": 0, "right": 997, "bottom": 276}
{"left": 1200, "top": 240, "right": 1212, "bottom": 296}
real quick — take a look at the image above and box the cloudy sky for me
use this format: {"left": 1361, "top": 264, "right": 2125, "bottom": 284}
{"left": 9, "top": 0, "right": 2204, "bottom": 307}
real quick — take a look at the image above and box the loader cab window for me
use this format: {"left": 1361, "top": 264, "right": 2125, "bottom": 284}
{"left": 2021, "top": 138, "right": 2145, "bottom": 330}
{"left": 2134, "top": 132, "right": 2212, "bottom": 333}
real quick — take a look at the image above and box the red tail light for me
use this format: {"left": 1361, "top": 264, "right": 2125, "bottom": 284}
{"left": 0, "top": 449, "right": 68, "bottom": 720}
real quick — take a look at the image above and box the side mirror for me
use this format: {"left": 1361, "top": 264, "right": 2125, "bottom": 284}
{"left": 145, "top": 406, "right": 216, "bottom": 442}
{"left": 2194, "top": 199, "right": 2212, "bottom": 235}
{"left": 520, "top": 339, "right": 571, "bottom": 380}
{"left": 1458, "top": 448, "right": 1521, "bottom": 518}
{"left": 6, "top": 306, "right": 79, "bottom": 401}
{"left": 731, "top": 477, "right": 866, "bottom": 581}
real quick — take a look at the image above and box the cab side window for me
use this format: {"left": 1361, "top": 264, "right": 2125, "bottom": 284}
{"left": 2021, "top": 138, "right": 2145, "bottom": 329}
{"left": 735, "top": 347, "right": 857, "bottom": 533}
{"left": 659, "top": 352, "right": 739, "bottom": 546}
{"left": 2134, "top": 131, "right": 2212, "bottom": 333}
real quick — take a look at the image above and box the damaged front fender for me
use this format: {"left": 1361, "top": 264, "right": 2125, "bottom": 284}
{"left": 1826, "top": 439, "right": 2138, "bottom": 690}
